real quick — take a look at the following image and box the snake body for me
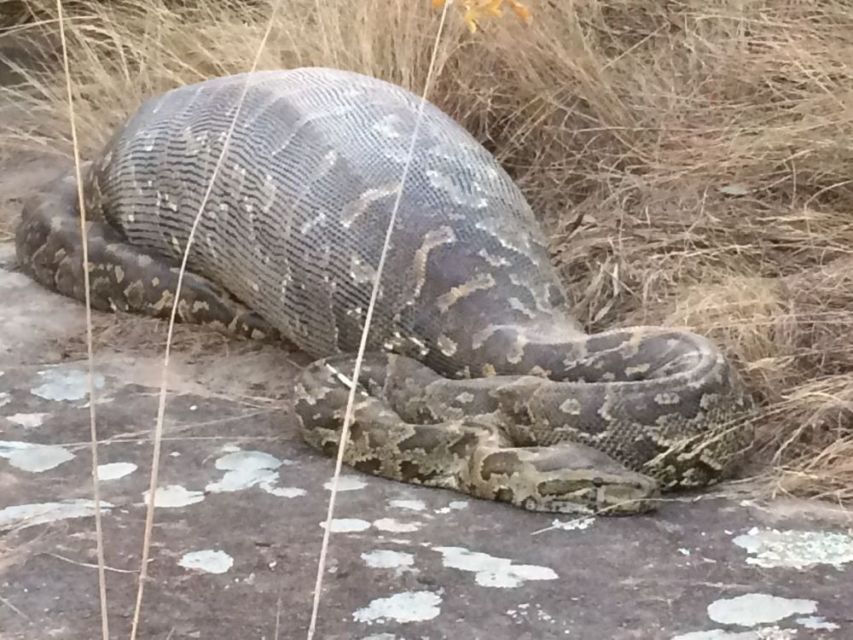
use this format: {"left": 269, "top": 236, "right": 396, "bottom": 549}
{"left": 15, "top": 68, "right": 755, "bottom": 514}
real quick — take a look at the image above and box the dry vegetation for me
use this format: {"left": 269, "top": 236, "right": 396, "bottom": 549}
{"left": 1, "top": 0, "right": 852, "bottom": 503}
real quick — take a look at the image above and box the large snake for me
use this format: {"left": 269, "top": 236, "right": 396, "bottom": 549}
{"left": 14, "top": 68, "right": 756, "bottom": 515}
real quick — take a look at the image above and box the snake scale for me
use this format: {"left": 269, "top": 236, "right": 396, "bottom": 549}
{"left": 15, "top": 67, "right": 756, "bottom": 515}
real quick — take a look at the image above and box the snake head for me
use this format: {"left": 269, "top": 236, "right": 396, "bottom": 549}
{"left": 529, "top": 469, "right": 661, "bottom": 516}
{"left": 473, "top": 442, "right": 661, "bottom": 516}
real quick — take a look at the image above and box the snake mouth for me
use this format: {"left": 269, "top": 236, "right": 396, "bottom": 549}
{"left": 592, "top": 481, "right": 661, "bottom": 516}
{"left": 526, "top": 471, "right": 661, "bottom": 516}
{"left": 519, "top": 484, "right": 659, "bottom": 516}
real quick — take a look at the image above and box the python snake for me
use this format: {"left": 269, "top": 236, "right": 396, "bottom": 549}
{"left": 15, "top": 68, "right": 756, "bottom": 515}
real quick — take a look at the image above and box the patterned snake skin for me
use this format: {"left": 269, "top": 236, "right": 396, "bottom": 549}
{"left": 15, "top": 67, "right": 756, "bottom": 515}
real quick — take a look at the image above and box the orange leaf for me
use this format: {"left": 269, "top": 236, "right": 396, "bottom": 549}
{"left": 437, "top": 0, "right": 532, "bottom": 33}
{"left": 508, "top": 0, "right": 531, "bottom": 23}
{"left": 480, "top": 0, "right": 504, "bottom": 18}
{"left": 462, "top": 6, "right": 479, "bottom": 32}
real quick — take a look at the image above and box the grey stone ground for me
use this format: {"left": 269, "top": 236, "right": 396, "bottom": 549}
{"left": 1, "top": 71, "right": 852, "bottom": 640}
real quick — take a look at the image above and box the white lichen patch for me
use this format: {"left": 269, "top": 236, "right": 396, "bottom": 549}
{"left": 434, "top": 546, "right": 558, "bottom": 588}
{"left": 361, "top": 549, "right": 415, "bottom": 570}
{"left": 434, "top": 500, "right": 469, "bottom": 514}
{"left": 506, "top": 602, "right": 561, "bottom": 628}
{"left": 0, "top": 499, "right": 114, "bottom": 531}
{"left": 206, "top": 449, "right": 304, "bottom": 498}
{"left": 353, "top": 591, "right": 442, "bottom": 625}
{"left": 144, "top": 485, "right": 205, "bottom": 508}
{"left": 30, "top": 368, "right": 105, "bottom": 401}
{"left": 373, "top": 518, "right": 421, "bottom": 533}
{"left": 0, "top": 392, "right": 10, "bottom": 408}
{"left": 795, "top": 616, "right": 838, "bottom": 630}
{"left": 0, "top": 440, "right": 74, "bottom": 472}
{"left": 707, "top": 593, "right": 816, "bottom": 627}
{"left": 732, "top": 527, "right": 853, "bottom": 570}
{"left": 179, "top": 549, "right": 234, "bottom": 575}
{"left": 264, "top": 486, "right": 307, "bottom": 498}
{"left": 672, "top": 627, "right": 798, "bottom": 640}
{"left": 324, "top": 475, "right": 367, "bottom": 492}
{"left": 388, "top": 499, "right": 426, "bottom": 512}
{"left": 97, "top": 462, "right": 137, "bottom": 481}
{"left": 532, "top": 516, "right": 596, "bottom": 535}
{"left": 320, "top": 518, "right": 371, "bottom": 533}
{"left": 5, "top": 412, "right": 48, "bottom": 428}
{"left": 206, "top": 450, "right": 281, "bottom": 492}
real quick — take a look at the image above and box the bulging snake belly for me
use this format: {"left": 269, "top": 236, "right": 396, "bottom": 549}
{"left": 15, "top": 67, "right": 756, "bottom": 515}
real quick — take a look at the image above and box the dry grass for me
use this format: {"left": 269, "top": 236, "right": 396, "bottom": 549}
{"left": 1, "top": 0, "right": 853, "bottom": 503}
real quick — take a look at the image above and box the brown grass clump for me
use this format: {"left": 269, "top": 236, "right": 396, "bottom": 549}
{"left": 2, "top": 0, "right": 853, "bottom": 503}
